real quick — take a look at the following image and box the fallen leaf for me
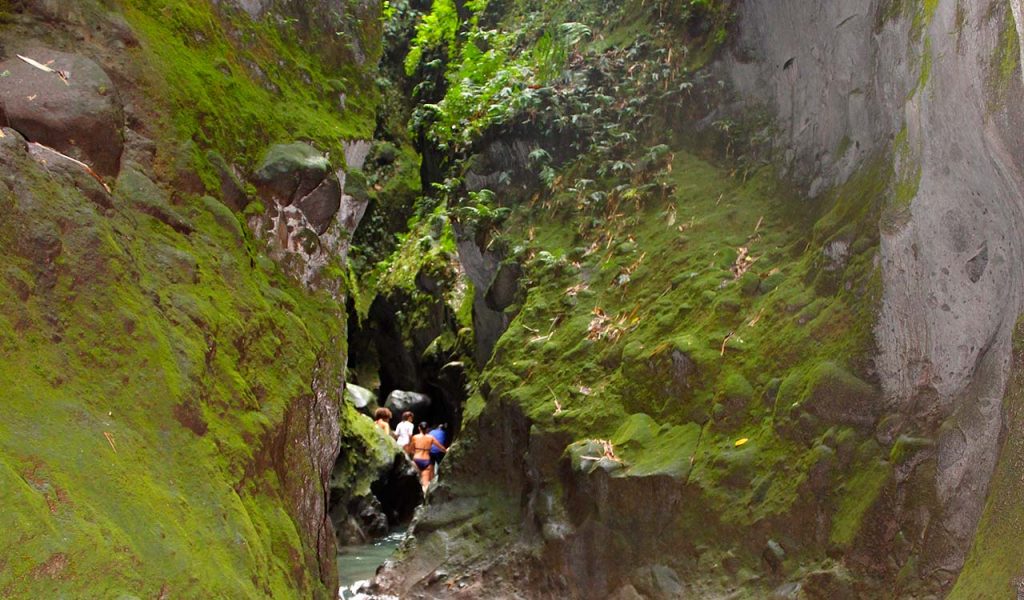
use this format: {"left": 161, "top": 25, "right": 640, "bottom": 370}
{"left": 27, "top": 94, "right": 37, "bottom": 101}
{"left": 565, "top": 283, "right": 588, "bottom": 297}
{"left": 734, "top": 438, "right": 749, "bottom": 447}
{"left": 17, "top": 54, "right": 56, "bottom": 73}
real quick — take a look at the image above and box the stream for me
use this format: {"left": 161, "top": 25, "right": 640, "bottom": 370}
{"left": 337, "top": 529, "right": 407, "bottom": 599}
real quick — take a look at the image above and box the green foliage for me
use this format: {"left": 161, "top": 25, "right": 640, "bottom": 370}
{"left": 405, "top": 0, "right": 460, "bottom": 75}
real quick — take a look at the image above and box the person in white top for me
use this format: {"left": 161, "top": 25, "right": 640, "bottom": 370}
{"left": 394, "top": 411, "right": 415, "bottom": 453}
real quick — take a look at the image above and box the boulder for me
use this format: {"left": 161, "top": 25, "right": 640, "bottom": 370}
{"left": 295, "top": 175, "right": 341, "bottom": 234}
{"left": 26, "top": 142, "right": 113, "bottom": 209}
{"left": 631, "top": 565, "right": 685, "bottom": 599}
{"left": 0, "top": 48, "right": 124, "bottom": 177}
{"left": 384, "top": 390, "right": 431, "bottom": 417}
{"left": 252, "top": 142, "right": 329, "bottom": 206}
{"left": 344, "top": 383, "right": 378, "bottom": 416}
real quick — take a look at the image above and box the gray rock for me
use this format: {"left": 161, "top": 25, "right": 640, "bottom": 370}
{"left": 384, "top": 390, "right": 431, "bottom": 417}
{"left": 121, "top": 129, "right": 157, "bottom": 172}
{"left": 344, "top": 383, "right": 378, "bottom": 415}
{"left": 0, "top": 48, "right": 124, "bottom": 177}
{"left": 484, "top": 261, "right": 523, "bottom": 311}
{"left": 631, "top": 565, "right": 684, "bottom": 599}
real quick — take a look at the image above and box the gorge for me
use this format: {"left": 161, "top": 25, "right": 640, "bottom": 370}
{"left": 1, "top": 0, "right": 1022, "bottom": 599}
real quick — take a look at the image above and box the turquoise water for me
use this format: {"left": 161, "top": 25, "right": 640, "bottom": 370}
{"left": 337, "top": 529, "right": 406, "bottom": 599}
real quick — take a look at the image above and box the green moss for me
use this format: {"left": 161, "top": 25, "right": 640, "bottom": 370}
{"left": 778, "top": 362, "right": 877, "bottom": 417}
{"left": 910, "top": 36, "right": 933, "bottom": 98}
{"left": 830, "top": 443, "right": 890, "bottom": 548}
{"left": 610, "top": 414, "right": 702, "bottom": 478}
{"left": 0, "top": 129, "right": 346, "bottom": 597}
{"left": 949, "top": 315, "right": 1024, "bottom": 598}
{"left": 120, "top": 0, "right": 379, "bottom": 185}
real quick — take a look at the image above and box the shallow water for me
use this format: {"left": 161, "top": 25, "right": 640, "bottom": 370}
{"left": 337, "top": 529, "right": 406, "bottom": 600}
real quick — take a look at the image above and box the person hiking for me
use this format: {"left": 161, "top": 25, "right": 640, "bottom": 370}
{"left": 395, "top": 411, "right": 415, "bottom": 454}
{"left": 428, "top": 423, "right": 448, "bottom": 469}
{"left": 373, "top": 407, "right": 393, "bottom": 438}
{"left": 411, "top": 422, "right": 446, "bottom": 492}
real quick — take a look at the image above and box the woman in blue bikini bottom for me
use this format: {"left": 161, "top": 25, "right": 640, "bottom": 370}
{"left": 411, "top": 422, "right": 447, "bottom": 492}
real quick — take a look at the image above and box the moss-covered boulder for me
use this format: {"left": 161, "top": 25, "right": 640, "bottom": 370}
{"left": 253, "top": 142, "right": 331, "bottom": 206}
{"left": 776, "top": 362, "right": 880, "bottom": 439}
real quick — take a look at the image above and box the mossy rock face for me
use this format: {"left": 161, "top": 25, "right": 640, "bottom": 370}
{"left": 116, "top": 166, "right": 194, "bottom": 233}
{"left": 620, "top": 342, "right": 701, "bottom": 416}
{"left": 776, "top": 362, "right": 879, "bottom": 440}
{"left": 344, "top": 169, "right": 370, "bottom": 204}
{"left": 610, "top": 414, "right": 701, "bottom": 479}
{"left": 711, "top": 372, "right": 754, "bottom": 432}
{"left": 0, "top": 106, "right": 348, "bottom": 598}
{"left": 205, "top": 150, "right": 249, "bottom": 211}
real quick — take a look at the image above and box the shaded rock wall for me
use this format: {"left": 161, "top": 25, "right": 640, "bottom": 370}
{"left": 723, "top": 0, "right": 1024, "bottom": 578}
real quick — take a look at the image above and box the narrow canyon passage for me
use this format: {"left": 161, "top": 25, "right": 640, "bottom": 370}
{"left": 1, "top": 1, "right": 1023, "bottom": 599}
